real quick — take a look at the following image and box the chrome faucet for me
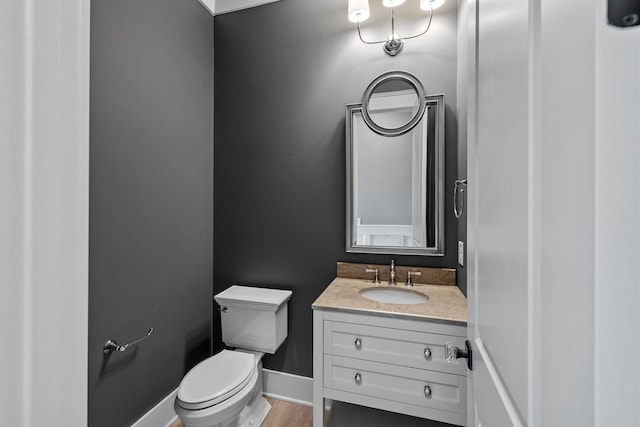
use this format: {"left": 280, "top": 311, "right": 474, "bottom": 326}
{"left": 365, "top": 267, "right": 380, "bottom": 283}
{"left": 389, "top": 260, "right": 396, "bottom": 285}
{"left": 406, "top": 270, "right": 422, "bottom": 286}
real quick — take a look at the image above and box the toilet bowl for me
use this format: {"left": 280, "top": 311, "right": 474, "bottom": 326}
{"left": 174, "top": 285, "right": 292, "bottom": 427}
{"left": 174, "top": 350, "right": 270, "bottom": 427}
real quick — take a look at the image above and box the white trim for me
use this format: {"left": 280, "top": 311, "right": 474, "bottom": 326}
{"left": 198, "top": 0, "right": 216, "bottom": 14}
{"left": 527, "top": 0, "right": 541, "bottom": 425}
{"left": 263, "top": 369, "right": 313, "bottom": 407}
{"left": 22, "top": 2, "right": 35, "bottom": 424}
{"left": 28, "top": 0, "right": 90, "bottom": 423}
{"left": 198, "top": 0, "right": 281, "bottom": 16}
{"left": 1, "top": 0, "right": 90, "bottom": 425}
{"left": 474, "top": 338, "right": 524, "bottom": 427}
{"left": 131, "top": 388, "right": 179, "bottom": 427}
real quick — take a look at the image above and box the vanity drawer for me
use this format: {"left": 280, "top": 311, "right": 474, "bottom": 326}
{"left": 323, "top": 354, "right": 466, "bottom": 415}
{"left": 324, "top": 321, "right": 467, "bottom": 375}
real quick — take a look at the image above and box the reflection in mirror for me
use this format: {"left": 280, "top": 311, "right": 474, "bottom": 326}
{"left": 361, "top": 71, "right": 426, "bottom": 136}
{"left": 366, "top": 80, "right": 420, "bottom": 129}
{"left": 346, "top": 94, "right": 444, "bottom": 256}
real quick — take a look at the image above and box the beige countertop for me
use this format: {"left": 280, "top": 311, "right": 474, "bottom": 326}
{"left": 312, "top": 277, "right": 467, "bottom": 325}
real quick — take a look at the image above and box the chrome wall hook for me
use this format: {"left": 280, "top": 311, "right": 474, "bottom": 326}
{"left": 103, "top": 328, "right": 154, "bottom": 355}
{"left": 454, "top": 179, "right": 468, "bottom": 219}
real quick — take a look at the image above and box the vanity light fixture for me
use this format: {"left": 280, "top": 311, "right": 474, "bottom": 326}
{"left": 348, "top": 0, "right": 445, "bottom": 56}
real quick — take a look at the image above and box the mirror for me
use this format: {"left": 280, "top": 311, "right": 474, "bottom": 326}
{"left": 346, "top": 72, "right": 444, "bottom": 256}
{"left": 361, "top": 71, "right": 427, "bottom": 136}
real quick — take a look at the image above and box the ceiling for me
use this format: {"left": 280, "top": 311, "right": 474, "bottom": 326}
{"left": 199, "top": 0, "right": 281, "bottom": 16}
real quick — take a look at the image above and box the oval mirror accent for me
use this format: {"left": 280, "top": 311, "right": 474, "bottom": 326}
{"left": 361, "top": 71, "right": 427, "bottom": 136}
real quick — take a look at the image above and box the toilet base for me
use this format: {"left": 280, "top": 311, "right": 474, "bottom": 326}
{"left": 236, "top": 394, "right": 271, "bottom": 427}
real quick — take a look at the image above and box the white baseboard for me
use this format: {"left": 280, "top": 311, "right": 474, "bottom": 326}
{"left": 131, "top": 387, "right": 178, "bottom": 427}
{"left": 263, "top": 368, "right": 313, "bottom": 407}
{"left": 130, "top": 369, "right": 313, "bottom": 426}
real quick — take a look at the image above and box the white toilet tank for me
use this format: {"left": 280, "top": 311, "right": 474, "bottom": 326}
{"left": 214, "top": 285, "right": 292, "bottom": 354}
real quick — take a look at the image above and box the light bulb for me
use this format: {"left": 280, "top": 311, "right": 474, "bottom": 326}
{"left": 348, "top": 0, "right": 371, "bottom": 22}
{"left": 420, "top": 0, "right": 445, "bottom": 10}
{"left": 382, "top": 0, "right": 406, "bottom": 7}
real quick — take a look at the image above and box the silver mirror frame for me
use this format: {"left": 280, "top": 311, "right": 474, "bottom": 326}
{"left": 361, "top": 71, "right": 427, "bottom": 137}
{"left": 346, "top": 94, "right": 445, "bottom": 256}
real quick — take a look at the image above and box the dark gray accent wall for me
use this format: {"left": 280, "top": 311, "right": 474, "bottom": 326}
{"left": 214, "top": 0, "right": 460, "bottom": 378}
{"left": 89, "top": 1, "right": 213, "bottom": 425}
{"left": 456, "top": 0, "right": 470, "bottom": 296}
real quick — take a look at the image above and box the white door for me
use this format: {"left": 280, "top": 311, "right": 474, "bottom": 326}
{"left": 466, "top": 0, "right": 640, "bottom": 426}
{"left": 466, "top": 0, "right": 531, "bottom": 425}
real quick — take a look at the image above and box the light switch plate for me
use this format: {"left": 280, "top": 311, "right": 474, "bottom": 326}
{"left": 458, "top": 241, "right": 464, "bottom": 266}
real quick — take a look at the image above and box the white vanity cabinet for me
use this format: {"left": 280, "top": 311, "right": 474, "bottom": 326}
{"left": 313, "top": 309, "right": 467, "bottom": 426}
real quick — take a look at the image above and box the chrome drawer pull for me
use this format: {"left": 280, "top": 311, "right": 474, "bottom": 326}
{"left": 354, "top": 373, "right": 362, "bottom": 384}
{"left": 354, "top": 338, "right": 362, "bottom": 349}
{"left": 424, "top": 347, "right": 432, "bottom": 359}
{"left": 424, "top": 385, "right": 432, "bottom": 398}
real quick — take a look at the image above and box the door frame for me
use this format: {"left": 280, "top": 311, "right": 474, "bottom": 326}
{"left": 1, "top": 1, "right": 90, "bottom": 425}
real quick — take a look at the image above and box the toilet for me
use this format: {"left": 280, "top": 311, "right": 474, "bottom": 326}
{"left": 174, "top": 285, "right": 292, "bottom": 427}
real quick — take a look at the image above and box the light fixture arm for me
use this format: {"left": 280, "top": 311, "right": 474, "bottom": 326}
{"left": 391, "top": 6, "right": 396, "bottom": 40}
{"left": 399, "top": 7, "right": 433, "bottom": 41}
{"left": 357, "top": 21, "right": 384, "bottom": 45}
{"left": 355, "top": 5, "right": 434, "bottom": 56}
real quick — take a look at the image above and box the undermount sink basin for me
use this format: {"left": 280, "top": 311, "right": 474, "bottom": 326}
{"left": 359, "top": 287, "right": 429, "bottom": 305}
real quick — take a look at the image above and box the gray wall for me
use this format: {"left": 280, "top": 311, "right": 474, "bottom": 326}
{"left": 456, "top": 0, "right": 469, "bottom": 295}
{"left": 213, "top": 0, "right": 460, "bottom": 378}
{"left": 88, "top": 1, "right": 213, "bottom": 425}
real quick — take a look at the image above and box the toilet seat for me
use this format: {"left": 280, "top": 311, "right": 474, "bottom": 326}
{"left": 176, "top": 350, "right": 256, "bottom": 410}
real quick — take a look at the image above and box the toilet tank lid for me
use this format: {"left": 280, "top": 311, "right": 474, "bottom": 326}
{"left": 214, "top": 285, "right": 292, "bottom": 310}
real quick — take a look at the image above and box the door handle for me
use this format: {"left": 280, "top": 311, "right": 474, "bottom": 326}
{"left": 444, "top": 340, "right": 473, "bottom": 371}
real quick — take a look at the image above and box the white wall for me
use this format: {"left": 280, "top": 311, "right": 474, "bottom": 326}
{"left": 538, "top": 0, "right": 598, "bottom": 424}
{"left": 0, "top": 1, "right": 90, "bottom": 425}
{"left": 540, "top": 1, "right": 640, "bottom": 424}
{"left": 595, "top": 3, "right": 640, "bottom": 425}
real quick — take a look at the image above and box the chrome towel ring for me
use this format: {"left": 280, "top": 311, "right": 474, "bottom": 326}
{"left": 454, "top": 179, "right": 467, "bottom": 219}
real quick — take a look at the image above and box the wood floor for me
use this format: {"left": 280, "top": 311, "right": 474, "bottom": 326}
{"left": 168, "top": 397, "right": 454, "bottom": 427}
{"left": 170, "top": 397, "right": 313, "bottom": 427}
{"left": 261, "top": 398, "right": 313, "bottom": 427}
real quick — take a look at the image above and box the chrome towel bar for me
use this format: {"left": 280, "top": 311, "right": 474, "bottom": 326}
{"left": 103, "top": 328, "right": 154, "bottom": 355}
